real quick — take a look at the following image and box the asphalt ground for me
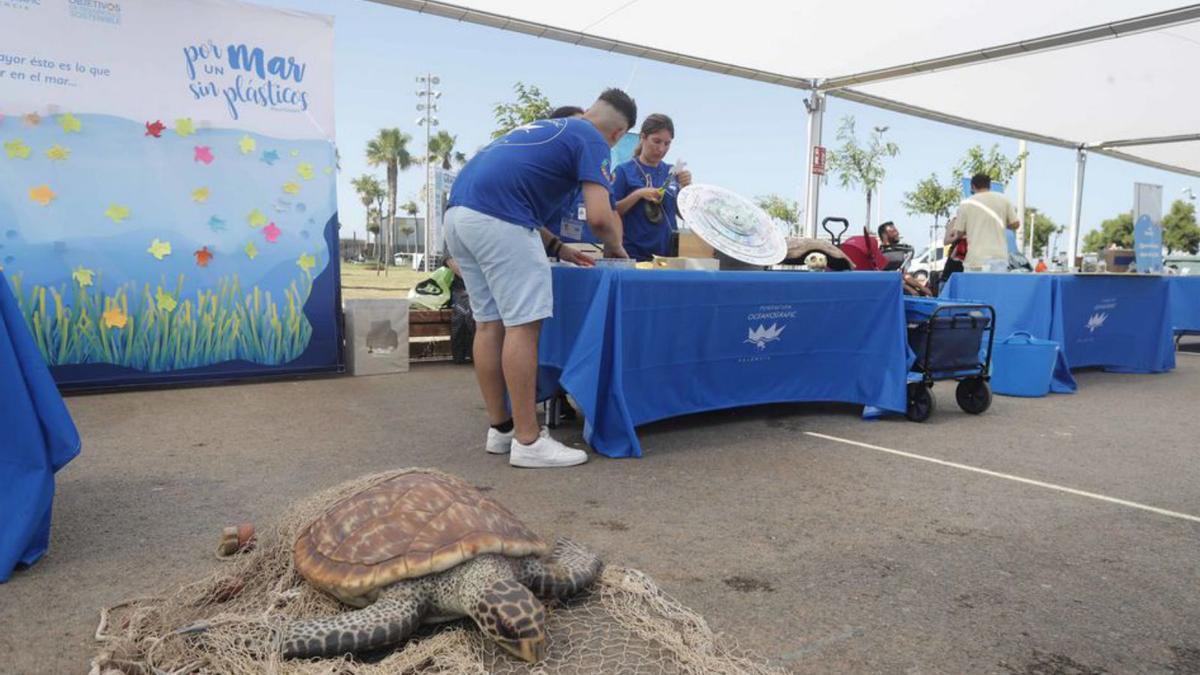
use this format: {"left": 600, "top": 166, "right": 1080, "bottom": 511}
{"left": 3, "top": 345, "right": 1199, "bottom": 674}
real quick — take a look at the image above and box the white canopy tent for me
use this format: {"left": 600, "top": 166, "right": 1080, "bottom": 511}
{"left": 373, "top": 0, "right": 1200, "bottom": 265}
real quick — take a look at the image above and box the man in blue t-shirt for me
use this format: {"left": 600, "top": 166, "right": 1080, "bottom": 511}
{"left": 444, "top": 88, "right": 636, "bottom": 469}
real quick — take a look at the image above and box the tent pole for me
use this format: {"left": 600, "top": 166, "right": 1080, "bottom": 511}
{"left": 803, "top": 89, "right": 825, "bottom": 239}
{"left": 1017, "top": 140, "right": 1028, "bottom": 257}
{"left": 1066, "top": 147, "right": 1088, "bottom": 270}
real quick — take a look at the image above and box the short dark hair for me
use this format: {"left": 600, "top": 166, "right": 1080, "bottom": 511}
{"left": 970, "top": 173, "right": 993, "bottom": 190}
{"left": 598, "top": 88, "right": 637, "bottom": 130}
{"left": 877, "top": 221, "right": 895, "bottom": 239}
{"left": 549, "top": 105, "right": 584, "bottom": 119}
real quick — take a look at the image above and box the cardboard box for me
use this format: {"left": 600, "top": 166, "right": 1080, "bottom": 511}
{"left": 1104, "top": 248, "right": 1135, "bottom": 273}
{"left": 344, "top": 299, "right": 410, "bottom": 375}
{"left": 651, "top": 256, "right": 720, "bottom": 271}
{"left": 677, "top": 230, "right": 715, "bottom": 259}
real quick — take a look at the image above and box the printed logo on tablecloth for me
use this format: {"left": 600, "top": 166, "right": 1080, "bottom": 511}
{"left": 739, "top": 304, "right": 794, "bottom": 361}
{"left": 1078, "top": 297, "right": 1117, "bottom": 342}
{"left": 1085, "top": 312, "right": 1108, "bottom": 333}
{"left": 745, "top": 324, "right": 785, "bottom": 350}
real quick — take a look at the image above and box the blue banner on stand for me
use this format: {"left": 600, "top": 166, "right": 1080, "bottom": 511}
{"left": 1133, "top": 183, "right": 1164, "bottom": 274}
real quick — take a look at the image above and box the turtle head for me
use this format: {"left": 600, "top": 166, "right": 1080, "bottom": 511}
{"left": 474, "top": 578, "right": 547, "bottom": 663}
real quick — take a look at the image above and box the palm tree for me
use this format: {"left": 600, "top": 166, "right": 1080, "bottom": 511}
{"left": 427, "top": 130, "right": 467, "bottom": 170}
{"left": 351, "top": 174, "right": 385, "bottom": 260}
{"left": 366, "top": 129, "right": 414, "bottom": 273}
{"left": 400, "top": 200, "right": 420, "bottom": 254}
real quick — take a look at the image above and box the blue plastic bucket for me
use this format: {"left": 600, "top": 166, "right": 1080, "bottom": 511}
{"left": 991, "top": 332, "right": 1058, "bottom": 397}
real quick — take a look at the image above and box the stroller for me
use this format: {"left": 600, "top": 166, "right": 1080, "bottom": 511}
{"left": 784, "top": 217, "right": 929, "bottom": 295}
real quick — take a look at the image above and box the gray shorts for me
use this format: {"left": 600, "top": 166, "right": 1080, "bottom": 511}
{"left": 444, "top": 206, "right": 552, "bottom": 327}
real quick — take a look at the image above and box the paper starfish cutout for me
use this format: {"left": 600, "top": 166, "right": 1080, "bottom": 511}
{"left": 147, "top": 238, "right": 172, "bottom": 260}
{"left": 282, "top": 182, "right": 301, "bottom": 195}
{"left": 72, "top": 266, "right": 95, "bottom": 287}
{"left": 297, "top": 252, "right": 316, "bottom": 273}
{"left": 24, "top": 112, "right": 41, "bottom": 126}
{"left": 244, "top": 241, "right": 259, "bottom": 260}
{"left": 260, "top": 149, "right": 279, "bottom": 165}
{"left": 174, "top": 118, "right": 195, "bottom": 137}
{"left": 156, "top": 288, "right": 178, "bottom": 312}
{"left": 263, "top": 222, "right": 281, "bottom": 243}
{"left": 45, "top": 144, "right": 70, "bottom": 161}
{"left": 297, "top": 163, "right": 314, "bottom": 180}
{"left": 29, "top": 185, "right": 55, "bottom": 206}
{"left": 102, "top": 304, "right": 128, "bottom": 329}
{"left": 247, "top": 208, "right": 267, "bottom": 228}
{"left": 59, "top": 113, "right": 82, "bottom": 133}
{"left": 191, "top": 187, "right": 210, "bottom": 203}
{"left": 208, "top": 216, "right": 227, "bottom": 232}
{"left": 145, "top": 120, "right": 166, "bottom": 137}
{"left": 4, "top": 139, "right": 31, "bottom": 159}
{"left": 238, "top": 135, "right": 256, "bottom": 154}
{"left": 194, "top": 246, "right": 214, "bottom": 268}
{"left": 194, "top": 146, "right": 214, "bottom": 164}
{"left": 104, "top": 204, "right": 130, "bottom": 223}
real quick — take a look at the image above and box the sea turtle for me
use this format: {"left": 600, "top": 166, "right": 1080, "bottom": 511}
{"left": 278, "top": 470, "right": 602, "bottom": 662}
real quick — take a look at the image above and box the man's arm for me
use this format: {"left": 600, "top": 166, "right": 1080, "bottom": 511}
{"left": 582, "top": 182, "right": 628, "bottom": 258}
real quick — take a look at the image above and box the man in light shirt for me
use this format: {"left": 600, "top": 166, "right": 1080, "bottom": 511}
{"left": 945, "top": 173, "right": 1019, "bottom": 270}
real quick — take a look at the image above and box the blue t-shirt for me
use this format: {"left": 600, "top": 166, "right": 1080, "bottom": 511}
{"left": 613, "top": 158, "right": 678, "bottom": 261}
{"left": 449, "top": 118, "right": 614, "bottom": 230}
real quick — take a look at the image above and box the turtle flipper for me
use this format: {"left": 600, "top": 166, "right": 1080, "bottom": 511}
{"left": 519, "top": 538, "right": 603, "bottom": 600}
{"left": 279, "top": 587, "right": 426, "bottom": 659}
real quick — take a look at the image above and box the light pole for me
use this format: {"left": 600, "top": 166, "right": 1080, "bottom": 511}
{"left": 873, "top": 126, "right": 889, "bottom": 230}
{"left": 416, "top": 74, "right": 441, "bottom": 272}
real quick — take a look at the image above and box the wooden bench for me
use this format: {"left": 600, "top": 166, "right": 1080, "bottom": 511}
{"left": 409, "top": 308, "right": 454, "bottom": 361}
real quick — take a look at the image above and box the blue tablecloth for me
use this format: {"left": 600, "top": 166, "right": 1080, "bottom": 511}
{"left": 944, "top": 274, "right": 1174, "bottom": 390}
{"left": 0, "top": 271, "right": 81, "bottom": 582}
{"left": 540, "top": 268, "right": 910, "bottom": 458}
{"left": 1168, "top": 276, "right": 1200, "bottom": 334}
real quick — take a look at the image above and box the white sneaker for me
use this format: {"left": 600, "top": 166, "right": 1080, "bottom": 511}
{"left": 486, "top": 427, "right": 514, "bottom": 455}
{"left": 510, "top": 430, "right": 588, "bottom": 468}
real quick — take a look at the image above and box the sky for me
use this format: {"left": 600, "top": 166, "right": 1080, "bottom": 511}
{"left": 258, "top": 0, "right": 1200, "bottom": 256}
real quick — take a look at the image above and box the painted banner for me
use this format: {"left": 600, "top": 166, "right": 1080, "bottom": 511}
{"left": 0, "top": 0, "right": 340, "bottom": 387}
{"left": 1133, "top": 182, "right": 1164, "bottom": 274}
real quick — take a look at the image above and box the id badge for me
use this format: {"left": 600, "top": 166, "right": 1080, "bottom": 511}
{"left": 562, "top": 220, "right": 583, "bottom": 240}
{"left": 576, "top": 205, "right": 587, "bottom": 221}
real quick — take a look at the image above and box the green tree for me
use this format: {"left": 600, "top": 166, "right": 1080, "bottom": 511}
{"left": 755, "top": 194, "right": 802, "bottom": 234}
{"left": 952, "top": 144, "right": 1027, "bottom": 184}
{"left": 902, "top": 174, "right": 961, "bottom": 236}
{"left": 827, "top": 116, "right": 900, "bottom": 230}
{"left": 366, "top": 129, "right": 415, "bottom": 270}
{"left": 399, "top": 199, "right": 420, "bottom": 253}
{"left": 351, "top": 174, "right": 385, "bottom": 254}
{"left": 427, "top": 130, "right": 467, "bottom": 170}
{"left": 1163, "top": 199, "right": 1200, "bottom": 254}
{"left": 492, "top": 82, "right": 552, "bottom": 139}
{"left": 1082, "top": 212, "right": 1134, "bottom": 253}
{"left": 1023, "top": 207, "right": 1062, "bottom": 257}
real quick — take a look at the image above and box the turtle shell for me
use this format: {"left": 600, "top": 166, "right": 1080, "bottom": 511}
{"left": 294, "top": 471, "right": 548, "bottom": 602}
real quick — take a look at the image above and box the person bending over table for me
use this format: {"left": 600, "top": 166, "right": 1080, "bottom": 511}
{"left": 613, "top": 113, "right": 693, "bottom": 261}
{"left": 542, "top": 104, "right": 622, "bottom": 253}
{"left": 445, "top": 88, "right": 635, "bottom": 469}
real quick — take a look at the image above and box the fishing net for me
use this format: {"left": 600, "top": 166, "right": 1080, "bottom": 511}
{"left": 90, "top": 468, "right": 784, "bottom": 675}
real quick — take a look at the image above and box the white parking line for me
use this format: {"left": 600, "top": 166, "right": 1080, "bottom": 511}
{"left": 804, "top": 431, "right": 1200, "bottom": 524}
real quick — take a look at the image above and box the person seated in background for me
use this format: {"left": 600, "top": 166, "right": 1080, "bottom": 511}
{"left": 613, "top": 113, "right": 693, "bottom": 261}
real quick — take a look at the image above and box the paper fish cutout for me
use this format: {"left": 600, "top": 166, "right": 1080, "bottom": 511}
{"left": 147, "top": 238, "right": 172, "bottom": 260}
{"left": 194, "top": 146, "right": 214, "bottom": 164}
{"left": 45, "top": 144, "right": 70, "bottom": 161}
{"left": 156, "top": 288, "right": 178, "bottom": 312}
{"left": 244, "top": 241, "right": 259, "bottom": 260}
{"left": 300, "top": 230, "right": 310, "bottom": 239}
{"left": 59, "top": 113, "right": 82, "bottom": 133}
{"left": 297, "top": 163, "right": 314, "bottom": 180}
{"left": 323, "top": 167, "right": 333, "bottom": 175}
{"left": 194, "top": 246, "right": 213, "bottom": 268}
{"left": 4, "top": 139, "right": 31, "bottom": 159}
{"left": 208, "top": 216, "right": 227, "bottom": 232}
{"left": 29, "top": 185, "right": 55, "bottom": 206}
{"left": 295, "top": 202, "right": 306, "bottom": 213}
{"left": 24, "top": 112, "right": 41, "bottom": 126}
{"left": 145, "top": 120, "right": 166, "bottom": 137}
{"left": 263, "top": 222, "right": 281, "bottom": 243}
{"left": 260, "top": 149, "right": 280, "bottom": 165}
{"left": 191, "top": 187, "right": 210, "bottom": 203}
{"left": 247, "top": 208, "right": 267, "bottom": 228}
{"left": 174, "top": 118, "right": 195, "bottom": 137}
{"left": 72, "top": 266, "right": 95, "bottom": 287}
{"left": 102, "top": 304, "right": 128, "bottom": 329}
{"left": 297, "top": 252, "right": 316, "bottom": 273}
{"left": 282, "top": 182, "right": 301, "bottom": 195}
{"left": 104, "top": 204, "right": 130, "bottom": 223}
{"left": 238, "top": 135, "right": 256, "bottom": 154}
{"left": 289, "top": 149, "right": 300, "bottom": 157}
{"left": 272, "top": 199, "right": 292, "bottom": 213}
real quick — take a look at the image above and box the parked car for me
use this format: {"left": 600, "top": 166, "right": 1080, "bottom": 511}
{"left": 1166, "top": 255, "right": 1200, "bottom": 275}
{"left": 908, "top": 242, "right": 950, "bottom": 282}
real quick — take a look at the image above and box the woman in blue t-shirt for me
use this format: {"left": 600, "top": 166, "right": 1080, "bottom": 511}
{"left": 613, "top": 114, "right": 693, "bottom": 261}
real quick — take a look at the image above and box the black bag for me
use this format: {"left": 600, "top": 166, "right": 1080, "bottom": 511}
{"left": 449, "top": 280, "right": 474, "bottom": 364}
